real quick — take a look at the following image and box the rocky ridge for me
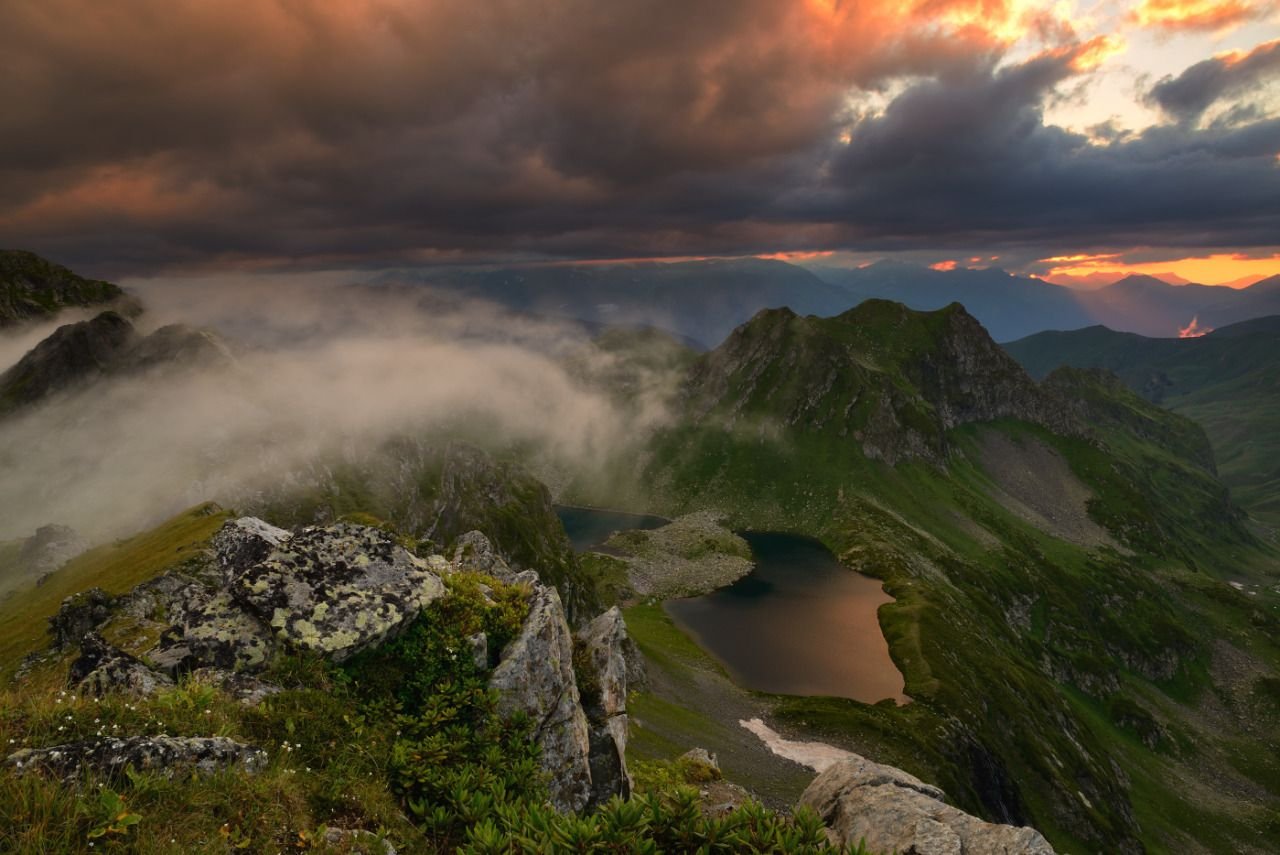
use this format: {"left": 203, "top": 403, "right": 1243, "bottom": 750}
{"left": 680, "top": 300, "right": 1084, "bottom": 464}
{"left": 0, "top": 250, "right": 134, "bottom": 328}
{"left": 5, "top": 512, "right": 1059, "bottom": 851}
{"left": 0, "top": 310, "right": 234, "bottom": 415}
{"left": 10, "top": 516, "right": 635, "bottom": 815}
{"left": 800, "top": 754, "right": 1056, "bottom": 855}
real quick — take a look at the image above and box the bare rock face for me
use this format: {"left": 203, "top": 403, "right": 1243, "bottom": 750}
{"left": 799, "top": 756, "right": 1056, "bottom": 855}
{"left": 231, "top": 523, "right": 446, "bottom": 662}
{"left": 152, "top": 590, "right": 276, "bottom": 673}
{"left": 69, "top": 632, "right": 173, "bottom": 698}
{"left": 0, "top": 311, "right": 138, "bottom": 413}
{"left": 5, "top": 736, "right": 267, "bottom": 783}
{"left": 575, "top": 607, "right": 642, "bottom": 807}
{"left": 212, "top": 517, "right": 291, "bottom": 579}
{"left": 452, "top": 530, "right": 514, "bottom": 580}
{"left": 489, "top": 585, "right": 592, "bottom": 813}
{"left": 49, "top": 588, "right": 115, "bottom": 649}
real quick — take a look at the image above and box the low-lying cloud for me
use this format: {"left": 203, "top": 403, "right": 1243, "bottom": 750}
{"left": 0, "top": 281, "right": 676, "bottom": 549}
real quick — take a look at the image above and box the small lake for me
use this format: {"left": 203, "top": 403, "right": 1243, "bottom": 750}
{"left": 555, "top": 505, "right": 668, "bottom": 552}
{"left": 666, "top": 531, "right": 908, "bottom": 704}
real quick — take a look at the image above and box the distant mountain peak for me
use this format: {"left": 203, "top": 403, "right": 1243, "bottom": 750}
{"left": 684, "top": 299, "right": 1079, "bottom": 465}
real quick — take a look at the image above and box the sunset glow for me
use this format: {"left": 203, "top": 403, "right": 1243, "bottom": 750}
{"left": 1040, "top": 252, "right": 1280, "bottom": 286}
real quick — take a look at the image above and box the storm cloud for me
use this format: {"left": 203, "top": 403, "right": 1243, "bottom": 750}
{"left": 2, "top": 0, "right": 1279, "bottom": 272}
{"left": 1147, "top": 39, "right": 1280, "bottom": 123}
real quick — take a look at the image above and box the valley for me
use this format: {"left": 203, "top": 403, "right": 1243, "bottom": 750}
{"left": 0, "top": 252, "right": 1277, "bottom": 853}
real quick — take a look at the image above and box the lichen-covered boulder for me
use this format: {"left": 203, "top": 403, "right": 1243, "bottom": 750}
{"left": 231, "top": 523, "right": 446, "bottom": 662}
{"left": 212, "top": 517, "right": 291, "bottom": 579}
{"left": 575, "top": 607, "right": 641, "bottom": 807}
{"left": 489, "top": 585, "right": 592, "bottom": 813}
{"left": 798, "top": 755, "right": 1056, "bottom": 855}
{"left": 6, "top": 736, "right": 267, "bottom": 783}
{"left": 49, "top": 587, "right": 114, "bottom": 649}
{"left": 69, "top": 632, "right": 173, "bottom": 697}
{"left": 152, "top": 590, "right": 276, "bottom": 674}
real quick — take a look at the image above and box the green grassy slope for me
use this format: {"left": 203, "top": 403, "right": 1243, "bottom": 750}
{"left": 1005, "top": 318, "right": 1280, "bottom": 530}
{"left": 0, "top": 503, "right": 231, "bottom": 674}
{"left": 614, "top": 304, "right": 1280, "bottom": 853}
{"left": 0, "top": 503, "right": 856, "bottom": 853}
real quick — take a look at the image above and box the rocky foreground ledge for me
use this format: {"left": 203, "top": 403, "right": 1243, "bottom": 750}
{"left": 14, "top": 516, "right": 638, "bottom": 813}
{"left": 800, "top": 754, "right": 1056, "bottom": 854}
{"left": 10, "top": 515, "right": 1054, "bottom": 852}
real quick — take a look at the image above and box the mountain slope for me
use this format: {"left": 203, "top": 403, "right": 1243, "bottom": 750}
{"left": 1005, "top": 317, "right": 1280, "bottom": 529}
{"left": 0, "top": 251, "right": 133, "bottom": 328}
{"left": 814, "top": 263, "right": 1280, "bottom": 341}
{"left": 612, "top": 301, "right": 1280, "bottom": 853}
{"left": 0, "top": 312, "right": 235, "bottom": 416}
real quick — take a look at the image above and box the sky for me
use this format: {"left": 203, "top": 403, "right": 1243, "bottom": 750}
{"left": 2, "top": 0, "right": 1280, "bottom": 286}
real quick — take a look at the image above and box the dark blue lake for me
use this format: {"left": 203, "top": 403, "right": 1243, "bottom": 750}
{"left": 555, "top": 505, "right": 668, "bottom": 552}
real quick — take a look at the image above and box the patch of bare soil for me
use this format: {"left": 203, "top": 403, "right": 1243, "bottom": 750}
{"left": 974, "top": 429, "right": 1120, "bottom": 550}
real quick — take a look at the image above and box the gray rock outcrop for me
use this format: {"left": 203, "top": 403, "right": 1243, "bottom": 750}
{"left": 6, "top": 736, "right": 267, "bottom": 783}
{"left": 152, "top": 590, "right": 275, "bottom": 673}
{"left": 212, "top": 516, "right": 291, "bottom": 578}
{"left": 489, "top": 585, "right": 592, "bottom": 813}
{"left": 799, "top": 755, "right": 1056, "bottom": 855}
{"left": 452, "top": 530, "right": 514, "bottom": 580}
{"left": 575, "top": 607, "right": 642, "bottom": 807}
{"left": 69, "top": 632, "right": 173, "bottom": 698}
{"left": 49, "top": 588, "right": 115, "bottom": 649}
{"left": 231, "top": 523, "right": 447, "bottom": 662}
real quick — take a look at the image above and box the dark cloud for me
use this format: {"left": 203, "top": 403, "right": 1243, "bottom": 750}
{"left": 1146, "top": 39, "right": 1280, "bottom": 123}
{"left": 1, "top": 1, "right": 1279, "bottom": 274}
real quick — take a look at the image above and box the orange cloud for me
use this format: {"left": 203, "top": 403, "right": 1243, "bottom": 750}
{"left": 1130, "top": 0, "right": 1277, "bottom": 33}
{"left": 930, "top": 259, "right": 959, "bottom": 271}
{"left": 0, "top": 160, "right": 232, "bottom": 231}
{"left": 756, "top": 250, "right": 836, "bottom": 261}
{"left": 1039, "top": 251, "right": 1280, "bottom": 286}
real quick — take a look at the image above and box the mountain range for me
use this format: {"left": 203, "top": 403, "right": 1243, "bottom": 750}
{"left": 1005, "top": 316, "right": 1280, "bottom": 529}
{"left": 816, "top": 263, "right": 1280, "bottom": 341}
{"left": 0, "top": 252, "right": 1277, "bottom": 853}
{"left": 373, "top": 256, "right": 1280, "bottom": 346}
{"left": 613, "top": 299, "right": 1278, "bottom": 852}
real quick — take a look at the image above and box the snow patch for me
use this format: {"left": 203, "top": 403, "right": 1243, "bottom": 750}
{"left": 739, "top": 717, "right": 856, "bottom": 773}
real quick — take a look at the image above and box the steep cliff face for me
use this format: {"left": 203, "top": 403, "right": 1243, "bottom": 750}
{"left": 0, "top": 251, "right": 133, "bottom": 328}
{"left": 681, "top": 300, "right": 1079, "bottom": 464}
